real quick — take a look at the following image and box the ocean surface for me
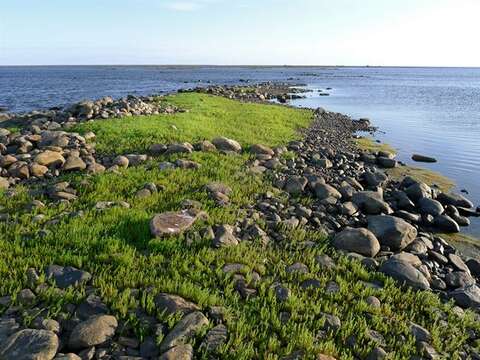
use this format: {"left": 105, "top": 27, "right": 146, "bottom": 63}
{"left": 1, "top": 66, "right": 479, "bottom": 237}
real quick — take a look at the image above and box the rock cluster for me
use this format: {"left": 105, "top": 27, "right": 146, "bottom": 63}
{"left": 184, "top": 82, "right": 307, "bottom": 103}
{"left": 0, "top": 266, "right": 224, "bottom": 359}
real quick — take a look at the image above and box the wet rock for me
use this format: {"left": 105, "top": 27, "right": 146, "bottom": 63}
{"left": 46, "top": 265, "right": 92, "bottom": 289}
{"left": 68, "top": 315, "right": 118, "bottom": 349}
{"left": 150, "top": 210, "right": 202, "bottom": 237}
{"left": 155, "top": 293, "right": 200, "bottom": 316}
{"left": 379, "top": 259, "right": 430, "bottom": 290}
{"left": 0, "top": 329, "right": 59, "bottom": 360}
{"left": 159, "top": 311, "right": 209, "bottom": 352}
{"left": 333, "top": 227, "right": 380, "bottom": 257}
{"left": 412, "top": 154, "right": 437, "bottom": 163}
{"left": 368, "top": 215, "right": 417, "bottom": 251}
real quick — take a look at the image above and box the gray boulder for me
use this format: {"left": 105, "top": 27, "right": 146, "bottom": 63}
{"left": 368, "top": 215, "right": 417, "bottom": 250}
{"left": 437, "top": 192, "right": 474, "bottom": 209}
{"left": 333, "top": 227, "right": 380, "bottom": 257}
{"left": 379, "top": 259, "right": 430, "bottom": 290}
{"left": 418, "top": 198, "right": 444, "bottom": 216}
{"left": 315, "top": 183, "right": 342, "bottom": 200}
{"left": 69, "top": 315, "right": 117, "bottom": 349}
{"left": 212, "top": 137, "right": 242, "bottom": 152}
{"left": 352, "top": 191, "right": 392, "bottom": 215}
{"left": 46, "top": 265, "right": 91, "bottom": 289}
{"left": 0, "top": 329, "right": 58, "bottom": 360}
{"left": 449, "top": 284, "right": 480, "bottom": 309}
{"left": 434, "top": 215, "right": 460, "bottom": 233}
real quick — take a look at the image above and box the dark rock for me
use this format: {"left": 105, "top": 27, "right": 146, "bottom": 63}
{"left": 412, "top": 154, "right": 437, "bottom": 163}
{"left": 46, "top": 265, "right": 92, "bottom": 289}
{"left": 433, "top": 215, "right": 460, "bottom": 233}
{"left": 379, "top": 259, "right": 430, "bottom": 290}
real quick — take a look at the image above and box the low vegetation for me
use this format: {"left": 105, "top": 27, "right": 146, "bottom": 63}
{"left": 1, "top": 94, "right": 478, "bottom": 359}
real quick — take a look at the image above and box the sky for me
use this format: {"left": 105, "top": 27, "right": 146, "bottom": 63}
{"left": 1, "top": 0, "right": 479, "bottom": 66}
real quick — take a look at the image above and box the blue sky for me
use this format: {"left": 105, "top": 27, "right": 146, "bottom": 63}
{"left": 1, "top": 0, "right": 479, "bottom": 66}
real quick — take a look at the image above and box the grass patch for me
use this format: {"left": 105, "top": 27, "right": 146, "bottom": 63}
{"left": 73, "top": 93, "right": 313, "bottom": 154}
{"left": 355, "top": 137, "right": 396, "bottom": 155}
{"left": 0, "top": 94, "right": 478, "bottom": 358}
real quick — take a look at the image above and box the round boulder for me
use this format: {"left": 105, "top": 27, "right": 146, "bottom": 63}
{"left": 333, "top": 227, "right": 380, "bottom": 257}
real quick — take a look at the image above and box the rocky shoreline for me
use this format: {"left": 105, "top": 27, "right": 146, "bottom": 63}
{"left": 1, "top": 83, "right": 480, "bottom": 359}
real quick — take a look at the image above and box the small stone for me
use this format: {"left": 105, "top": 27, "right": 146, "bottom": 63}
{"left": 213, "top": 224, "right": 239, "bottom": 247}
{"left": 159, "top": 344, "right": 193, "bottom": 360}
{"left": 159, "top": 311, "right": 209, "bottom": 352}
{"left": 113, "top": 155, "right": 129, "bottom": 168}
{"left": 155, "top": 293, "right": 200, "bottom": 316}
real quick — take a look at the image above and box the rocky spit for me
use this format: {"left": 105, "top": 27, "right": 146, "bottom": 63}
{"left": 1, "top": 84, "right": 480, "bottom": 359}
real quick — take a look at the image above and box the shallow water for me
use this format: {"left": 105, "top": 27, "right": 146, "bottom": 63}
{"left": 1, "top": 66, "right": 479, "bottom": 237}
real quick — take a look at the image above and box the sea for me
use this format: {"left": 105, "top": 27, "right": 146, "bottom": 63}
{"left": 1, "top": 66, "right": 479, "bottom": 237}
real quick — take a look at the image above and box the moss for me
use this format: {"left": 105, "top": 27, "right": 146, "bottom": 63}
{"left": 355, "top": 137, "right": 396, "bottom": 155}
{"left": 440, "top": 233, "right": 480, "bottom": 259}
{"left": 387, "top": 166, "right": 455, "bottom": 192}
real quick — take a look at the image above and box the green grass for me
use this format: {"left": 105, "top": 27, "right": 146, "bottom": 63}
{"left": 0, "top": 94, "right": 478, "bottom": 359}
{"left": 74, "top": 93, "right": 313, "bottom": 154}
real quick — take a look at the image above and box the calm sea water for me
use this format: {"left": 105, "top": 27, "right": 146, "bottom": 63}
{"left": 1, "top": 66, "right": 479, "bottom": 237}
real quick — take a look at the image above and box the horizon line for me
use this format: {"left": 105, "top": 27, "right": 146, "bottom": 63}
{"left": 1, "top": 64, "right": 480, "bottom": 69}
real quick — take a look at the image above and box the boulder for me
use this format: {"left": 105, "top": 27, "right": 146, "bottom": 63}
{"left": 411, "top": 154, "right": 437, "bottom": 163}
{"left": 0, "top": 329, "right": 59, "bottom": 360}
{"left": 437, "top": 192, "right": 474, "bottom": 209}
{"left": 165, "top": 143, "right": 193, "bottom": 155}
{"left": 333, "top": 227, "right": 380, "bottom": 257}
{"left": 63, "top": 155, "right": 86, "bottom": 171}
{"left": 30, "top": 163, "right": 49, "bottom": 177}
{"left": 34, "top": 151, "right": 65, "bottom": 167}
{"left": 379, "top": 259, "right": 430, "bottom": 290}
{"left": 418, "top": 198, "right": 444, "bottom": 216}
{"left": 212, "top": 137, "right": 242, "bottom": 152}
{"left": 113, "top": 155, "right": 129, "bottom": 168}
{"left": 150, "top": 210, "right": 202, "bottom": 237}
{"left": 434, "top": 215, "right": 460, "bottom": 233}
{"left": 405, "top": 182, "right": 431, "bottom": 201}
{"left": 364, "top": 170, "right": 388, "bottom": 187}
{"left": 377, "top": 156, "right": 396, "bottom": 168}
{"left": 315, "top": 183, "right": 342, "bottom": 200}
{"left": 284, "top": 176, "right": 307, "bottom": 195}
{"left": 194, "top": 140, "right": 216, "bottom": 152}
{"left": 69, "top": 315, "right": 118, "bottom": 349}
{"left": 250, "top": 144, "right": 274, "bottom": 156}
{"left": 368, "top": 215, "right": 417, "bottom": 250}
{"left": 449, "top": 285, "right": 480, "bottom": 309}
{"left": 352, "top": 191, "right": 392, "bottom": 215}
